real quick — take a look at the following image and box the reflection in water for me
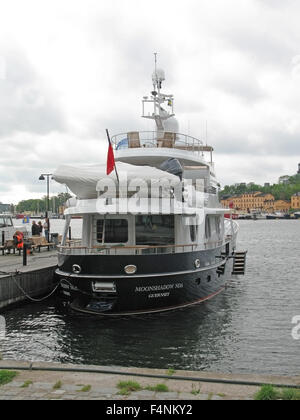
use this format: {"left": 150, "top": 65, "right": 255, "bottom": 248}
{"left": 1, "top": 220, "right": 300, "bottom": 375}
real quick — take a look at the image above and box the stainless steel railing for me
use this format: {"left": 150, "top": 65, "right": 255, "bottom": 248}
{"left": 110, "top": 131, "right": 205, "bottom": 155}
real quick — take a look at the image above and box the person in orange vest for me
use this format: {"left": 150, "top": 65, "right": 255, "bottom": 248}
{"left": 13, "top": 231, "right": 24, "bottom": 250}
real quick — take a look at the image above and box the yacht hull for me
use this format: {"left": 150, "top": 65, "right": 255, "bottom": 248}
{"left": 55, "top": 245, "right": 235, "bottom": 316}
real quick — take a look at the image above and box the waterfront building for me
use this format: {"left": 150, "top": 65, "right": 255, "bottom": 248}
{"left": 273, "top": 200, "right": 291, "bottom": 212}
{"left": 291, "top": 192, "right": 300, "bottom": 209}
{"left": 221, "top": 192, "right": 275, "bottom": 212}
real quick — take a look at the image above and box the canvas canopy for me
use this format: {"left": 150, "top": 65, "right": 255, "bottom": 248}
{"left": 53, "top": 162, "right": 181, "bottom": 199}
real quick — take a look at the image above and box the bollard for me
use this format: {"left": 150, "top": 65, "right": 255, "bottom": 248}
{"left": 1, "top": 231, "right": 4, "bottom": 246}
{"left": 23, "top": 242, "right": 27, "bottom": 266}
{"left": 69, "top": 226, "right": 72, "bottom": 241}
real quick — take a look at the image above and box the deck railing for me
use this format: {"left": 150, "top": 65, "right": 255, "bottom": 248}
{"left": 58, "top": 243, "right": 198, "bottom": 256}
{"left": 110, "top": 131, "right": 209, "bottom": 155}
{"left": 58, "top": 238, "right": 227, "bottom": 256}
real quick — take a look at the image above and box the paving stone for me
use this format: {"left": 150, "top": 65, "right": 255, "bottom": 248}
{"left": 31, "top": 382, "right": 53, "bottom": 390}
{"left": 51, "top": 389, "right": 66, "bottom": 395}
{"left": 210, "top": 395, "right": 224, "bottom": 400}
{"left": 90, "top": 386, "right": 119, "bottom": 395}
{"left": 31, "top": 392, "right": 49, "bottom": 398}
{"left": 132, "top": 390, "right": 156, "bottom": 398}
{"left": 154, "top": 392, "right": 179, "bottom": 399}
{"left": 60, "top": 394, "right": 78, "bottom": 400}
{"left": 195, "top": 393, "right": 209, "bottom": 400}
{"left": 5, "top": 381, "right": 24, "bottom": 388}
{"left": 61, "top": 384, "right": 82, "bottom": 392}
{"left": 177, "top": 392, "right": 200, "bottom": 400}
{"left": 0, "top": 389, "right": 21, "bottom": 396}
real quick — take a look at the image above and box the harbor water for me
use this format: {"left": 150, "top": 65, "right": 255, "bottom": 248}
{"left": 0, "top": 219, "right": 299, "bottom": 375}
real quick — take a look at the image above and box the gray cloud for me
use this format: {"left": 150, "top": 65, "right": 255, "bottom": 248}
{"left": 0, "top": 0, "right": 300, "bottom": 203}
{"left": 0, "top": 47, "right": 66, "bottom": 137}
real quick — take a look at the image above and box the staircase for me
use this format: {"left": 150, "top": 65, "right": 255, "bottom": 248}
{"left": 216, "top": 252, "right": 227, "bottom": 276}
{"left": 232, "top": 251, "right": 247, "bottom": 275}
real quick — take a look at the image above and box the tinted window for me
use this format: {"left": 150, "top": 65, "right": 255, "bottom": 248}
{"left": 136, "top": 215, "right": 174, "bottom": 245}
{"left": 190, "top": 225, "right": 197, "bottom": 242}
{"left": 97, "top": 219, "right": 128, "bottom": 243}
{"left": 0, "top": 217, "right": 5, "bottom": 228}
{"left": 205, "top": 216, "right": 211, "bottom": 239}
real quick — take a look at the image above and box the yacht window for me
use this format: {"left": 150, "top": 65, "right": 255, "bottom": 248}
{"left": 5, "top": 217, "right": 13, "bottom": 227}
{"left": 205, "top": 216, "right": 211, "bottom": 239}
{"left": 97, "top": 219, "right": 128, "bottom": 243}
{"left": 136, "top": 215, "right": 174, "bottom": 245}
{"left": 190, "top": 225, "right": 197, "bottom": 242}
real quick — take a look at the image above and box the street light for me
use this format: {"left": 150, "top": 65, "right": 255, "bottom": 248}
{"left": 39, "top": 173, "right": 52, "bottom": 218}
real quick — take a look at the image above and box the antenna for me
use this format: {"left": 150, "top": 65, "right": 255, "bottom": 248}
{"left": 153, "top": 52, "right": 158, "bottom": 90}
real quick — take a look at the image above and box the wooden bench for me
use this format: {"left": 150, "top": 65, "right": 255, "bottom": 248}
{"left": 30, "top": 236, "right": 56, "bottom": 252}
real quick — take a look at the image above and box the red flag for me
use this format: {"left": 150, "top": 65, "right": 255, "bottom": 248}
{"left": 106, "top": 141, "right": 115, "bottom": 175}
{"left": 229, "top": 201, "right": 234, "bottom": 209}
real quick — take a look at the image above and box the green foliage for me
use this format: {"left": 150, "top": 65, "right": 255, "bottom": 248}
{"left": 21, "top": 380, "right": 33, "bottom": 388}
{"left": 16, "top": 192, "right": 72, "bottom": 213}
{"left": 0, "top": 370, "right": 18, "bottom": 386}
{"left": 254, "top": 384, "right": 281, "bottom": 400}
{"left": 117, "top": 380, "right": 142, "bottom": 395}
{"left": 78, "top": 384, "right": 91, "bottom": 392}
{"left": 220, "top": 175, "right": 300, "bottom": 201}
{"left": 146, "top": 383, "right": 169, "bottom": 392}
{"left": 254, "top": 384, "right": 300, "bottom": 400}
{"left": 280, "top": 388, "right": 300, "bottom": 400}
{"left": 53, "top": 380, "right": 62, "bottom": 390}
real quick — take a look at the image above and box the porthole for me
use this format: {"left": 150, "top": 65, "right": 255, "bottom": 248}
{"left": 124, "top": 265, "right": 137, "bottom": 275}
{"left": 194, "top": 259, "right": 201, "bottom": 269}
{"left": 72, "top": 264, "right": 82, "bottom": 274}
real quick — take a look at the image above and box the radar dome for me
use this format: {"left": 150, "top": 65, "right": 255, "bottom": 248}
{"left": 163, "top": 116, "right": 179, "bottom": 133}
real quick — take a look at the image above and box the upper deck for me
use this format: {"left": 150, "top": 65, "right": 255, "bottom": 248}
{"left": 111, "top": 131, "right": 214, "bottom": 168}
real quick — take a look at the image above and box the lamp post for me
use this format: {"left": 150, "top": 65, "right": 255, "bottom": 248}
{"left": 39, "top": 173, "right": 52, "bottom": 217}
{"left": 39, "top": 174, "right": 52, "bottom": 241}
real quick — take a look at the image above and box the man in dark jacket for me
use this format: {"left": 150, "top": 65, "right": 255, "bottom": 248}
{"left": 31, "top": 221, "right": 40, "bottom": 236}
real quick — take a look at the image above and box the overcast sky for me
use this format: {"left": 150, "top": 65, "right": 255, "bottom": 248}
{"left": 1, "top": 0, "right": 300, "bottom": 204}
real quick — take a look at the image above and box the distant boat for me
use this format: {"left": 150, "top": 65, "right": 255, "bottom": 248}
{"left": 15, "top": 214, "right": 24, "bottom": 219}
{"left": 224, "top": 213, "right": 239, "bottom": 219}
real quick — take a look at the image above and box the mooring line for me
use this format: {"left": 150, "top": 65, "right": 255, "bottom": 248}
{"left": 0, "top": 269, "right": 60, "bottom": 302}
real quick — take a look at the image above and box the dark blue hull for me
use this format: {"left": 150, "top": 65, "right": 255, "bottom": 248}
{"left": 55, "top": 245, "right": 234, "bottom": 316}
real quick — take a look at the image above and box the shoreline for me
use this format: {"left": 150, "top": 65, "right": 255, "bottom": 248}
{"left": 1, "top": 360, "right": 300, "bottom": 400}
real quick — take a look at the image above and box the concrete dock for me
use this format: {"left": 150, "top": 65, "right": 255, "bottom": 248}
{"left": 0, "top": 251, "right": 57, "bottom": 309}
{"left": 0, "top": 360, "right": 300, "bottom": 400}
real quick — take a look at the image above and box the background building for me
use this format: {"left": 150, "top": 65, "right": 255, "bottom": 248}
{"left": 291, "top": 192, "right": 300, "bottom": 209}
{"left": 221, "top": 192, "right": 291, "bottom": 213}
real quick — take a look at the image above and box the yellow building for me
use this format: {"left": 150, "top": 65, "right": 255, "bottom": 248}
{"left": 273, "top": 200, "right": 291, "bottom": 212}
{"left": 221, "top": 192, "right": 275, "bottom": 212}
{"left": 291, "top": 193, "right": 300, "bottom": 209}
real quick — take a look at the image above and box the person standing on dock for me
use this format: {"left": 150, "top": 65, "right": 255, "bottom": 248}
{"left": 38, "top": 221, "right": 43, "bottom": 236}
{"left": 43, "top": 218, "right": 50, "bottom": 242}
{"left": 31, "top": 221, "right": 40, "bottom": 236}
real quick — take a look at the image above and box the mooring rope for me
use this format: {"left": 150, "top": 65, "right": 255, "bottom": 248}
{"left": 0, "top": 270, "right": 60, "bottom": 302}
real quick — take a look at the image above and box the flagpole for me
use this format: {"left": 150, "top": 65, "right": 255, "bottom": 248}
{"left": 106, "top": 129, "right": 119, "bottom": 184}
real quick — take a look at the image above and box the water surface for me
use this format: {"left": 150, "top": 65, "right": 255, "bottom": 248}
{"left": 1, "top": 220, "right": 299, "bottom": 375}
